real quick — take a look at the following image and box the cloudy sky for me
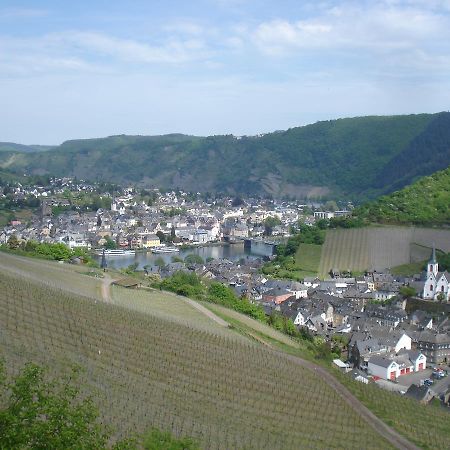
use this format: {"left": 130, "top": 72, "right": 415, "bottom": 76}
{"left": 1, "top": 0, "right": 450, "bottom": 144}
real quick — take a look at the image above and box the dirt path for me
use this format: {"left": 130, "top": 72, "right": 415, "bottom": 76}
{"left": 100, "top": 273, "right": 113, "bottom": 302}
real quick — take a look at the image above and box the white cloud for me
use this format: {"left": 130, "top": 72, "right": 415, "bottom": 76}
{"left": 0, "top": 30, "right": 213, "bottom": 76}
{"left": 249, "top": 1, "right": 450, "bottom": 57}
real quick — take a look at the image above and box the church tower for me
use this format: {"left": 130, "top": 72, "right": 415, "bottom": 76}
{"left": 427, "top": 245, "right": 438, "bottom": 278}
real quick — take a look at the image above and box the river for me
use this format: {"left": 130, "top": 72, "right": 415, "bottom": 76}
{"left": 95, "top": 241, "right": 274, "bottom": 270}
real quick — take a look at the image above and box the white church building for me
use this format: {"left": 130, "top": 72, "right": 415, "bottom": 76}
{"left": 422, "top": 247, "right": 450, "bottom": 301}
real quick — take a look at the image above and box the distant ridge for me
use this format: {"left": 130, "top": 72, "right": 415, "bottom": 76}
{"left": 1, "top": 112, "right": 449, "bottom": 201}
{"left": 0, "top": 142, "right": 55, "bottom": 153}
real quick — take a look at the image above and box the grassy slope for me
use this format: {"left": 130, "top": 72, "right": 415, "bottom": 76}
{"left": 356, "top": 166, "right": 450, "bottom": 225}
{"left": 0, "top": 269, "right": 389, "bottom": 450}
{"left": 295, "top": 243, "right": 322, "bottom": 274}
{"left": 0, "top": 252, "right": 102, "bottom": 299}
{"left": 2, "top": 113, "right": 449, "bottom": 200}
{"left": 110, "top": 286, "right": 236, "bottom": 337}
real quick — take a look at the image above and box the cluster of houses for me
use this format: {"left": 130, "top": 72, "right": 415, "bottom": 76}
{"left": 2, "top": 178, "right": 449, "bottom": 399}
{"left": 1, "top": 181, "right": 337, "bottom": 250}
{"left": 146, "top": 247, "right": 450, "bottom": 388}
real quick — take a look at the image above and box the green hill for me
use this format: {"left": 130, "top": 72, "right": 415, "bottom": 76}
{"left": 0, "top": 142, "right": 55, "bottom": 153}
{"left": 355, "top": 166, "right": 450, "bottom": 224}
{"left": 1, "top": 112, "right": 450, "bottom": 200}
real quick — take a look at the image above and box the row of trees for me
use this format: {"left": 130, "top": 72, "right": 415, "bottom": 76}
{"left": 4, "top": 237, "right": 96, "bottom": 264}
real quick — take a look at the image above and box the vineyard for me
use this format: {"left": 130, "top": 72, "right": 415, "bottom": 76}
{"left": 0, "top": 269, "right": 393, "bottom": 449}
{"left": 333, "top": 370, "right": 450, "bottom": 450}
{"left": 0, "top": 251, "right": 102, "bottom": 299}
{"left": 110, "top": 286, "right": 236, "bottom": 337}
{"left": 318, "top": 226, "right": 450, "bottom": 277}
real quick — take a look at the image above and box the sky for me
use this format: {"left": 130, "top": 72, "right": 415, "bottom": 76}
{"left": 1, "top": 0, "right": 450, "bottom": 144}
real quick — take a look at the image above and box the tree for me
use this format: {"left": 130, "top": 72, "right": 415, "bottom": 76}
{"left": 184, "top": 254, "right": 204, "bottom": 265}
{"left": 104, "top": 236, "right": 117, "bottom": 250}
{"left": 231, "top": 196, "right": 243, "bottom": 207}
{"left": 0, "top": 361, "right": 109, "bottom": 449}
{"left": 171, "top": 256, "right": 184, "bottom": 263}
{"left": 264, "top": 216, "right": 281, "bottom": 236}
{"left": 7, "top": 234, "right": 20, "bottom": 249}
{"left": 154, "top": 256, "right": 166, "bottom": 268}
{"left": 156, "top": 231, "right": 165, "bottom": 243}
{"left": 324, "top": 200, "right": 338, "bottom": 212}
{"left": 399, "top": 286, "right": 417, "bottom": 298}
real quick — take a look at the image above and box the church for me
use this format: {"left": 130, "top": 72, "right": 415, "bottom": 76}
{"left": 422, "top": 247, "right": 450, "bottom": 301}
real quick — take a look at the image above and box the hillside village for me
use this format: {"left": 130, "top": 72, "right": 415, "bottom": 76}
{"left": 1, "top": 176, "right": 450, "bottom": 406}
{"left": 0, "top": 176, "right": 351, "bottom": 248}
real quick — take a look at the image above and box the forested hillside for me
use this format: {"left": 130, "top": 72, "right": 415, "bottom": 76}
{"left": 0, "top": 142, "right": 54, "bottom": 153}
{"left": 355, "top": 166, "right": 450, "bottom": 225}
{"left": 1, "top": 113, "right": 449, "bottom": 201}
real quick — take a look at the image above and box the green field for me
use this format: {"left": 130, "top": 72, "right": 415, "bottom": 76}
{"left": 318, "top": 226, "right": 450, "bottom": 277}
{"left": 390, "top": 261, "right": 425, "bottom": 276}
{"left": 295, "top": 243, "right": 322, "bottom": 274}
{"left": 0, "top": 270, "right": 391, "bottom": 449}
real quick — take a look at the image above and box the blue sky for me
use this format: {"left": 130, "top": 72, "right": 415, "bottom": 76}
{"left": 1, "top": 0, "right": 450, "bottom": 144}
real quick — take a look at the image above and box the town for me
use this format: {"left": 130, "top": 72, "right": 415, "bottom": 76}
{"left": 1, "top": 175, "right": 449, "bottom": 408}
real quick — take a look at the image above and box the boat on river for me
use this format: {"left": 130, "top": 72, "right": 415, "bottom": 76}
{"left": 151, "top": 246, "right": 180, "bottom": 254}
{"left": 93, "top": 249, "right": 135, "bottom": 256}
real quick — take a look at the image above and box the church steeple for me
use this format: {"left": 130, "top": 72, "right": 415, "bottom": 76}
{"left": 427, "top": 244, "right": 438, "bottom": 277}
{"left": 429, "top": 245, "right": 437, "bottom": 264}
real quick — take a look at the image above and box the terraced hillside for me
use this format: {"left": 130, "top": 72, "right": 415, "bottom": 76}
{"left": 318, "top": 226, "right": 450, "bottom": 276}
{"left": 0, "top": 270, "right": 393, "bottom": 450}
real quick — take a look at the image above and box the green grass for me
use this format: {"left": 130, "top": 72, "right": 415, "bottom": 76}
{"left": 110, "top": 286, "right": 235, "bottom": 337}
{"left": 203, "top": 302, "right": 305, "bottom": 348}
{"left": 0, "top": 270, "right": 389, "bottom": 450}
{"left": 0, "top": 252, "right": 102, "bottom": 300}
{"left": 294, "top": 243, "right": 322, "bottom": 273}
{"left": 391, "top": 261, "right": 425, "bottom": 276}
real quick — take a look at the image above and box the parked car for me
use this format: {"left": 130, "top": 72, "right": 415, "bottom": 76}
{"left": 423, "top": 379, "right": 434, "bottom": 386}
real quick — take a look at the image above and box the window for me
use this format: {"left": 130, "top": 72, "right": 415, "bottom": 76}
{"left": 430, "top": 285, "right": 433, "bottom": 291}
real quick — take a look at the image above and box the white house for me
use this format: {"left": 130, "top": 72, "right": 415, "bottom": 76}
{"left": 423, "top": 247, "right": 450, "bottom": 301}
{"left": 394, "top": 333, "right": 412, "bottom": 353}
{"left": 287, "top": 282, "right": 308, "bottom": 299}
{"left": 368, "top": 350, "right": 426, "bottom": 380}
{"left": 368, "top": 357, "right": 400, "bottom": 380}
